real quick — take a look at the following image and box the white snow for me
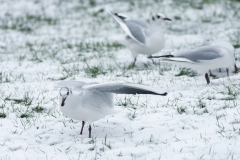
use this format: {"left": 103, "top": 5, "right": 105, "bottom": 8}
{"left": 0, "top": 0, "right": 240, "bottom": 159}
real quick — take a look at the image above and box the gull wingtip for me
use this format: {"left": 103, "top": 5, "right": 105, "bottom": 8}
{"left": 161, "top": 92, "right": 168, "bottom": 96}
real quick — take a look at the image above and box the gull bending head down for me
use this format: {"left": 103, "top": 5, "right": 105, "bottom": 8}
{"left": 108, "top": 10, "right": 171, "bottom": 66}
{"left": 149, "top": 41, "right": 238, "bottom": 84}
{"left": 56, "top": 81, "right": 167, "bottom": 138}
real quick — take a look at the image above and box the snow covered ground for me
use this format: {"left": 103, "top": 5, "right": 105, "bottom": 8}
{"left": 0, "top": 0, "right": 240, "bottom": 159}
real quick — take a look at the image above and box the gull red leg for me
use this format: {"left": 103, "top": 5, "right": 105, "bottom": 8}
{"left": 80, "top": 121, "right": 85, "bottom": 135}
{"left": 88, "top": 125, "right": 92, "bottom": 138}
{"left": 131, "top": 57, "right": 137, "bottom": 67}
{"left": 234, "top": 64, "right": 238, "bottom": 73}
{"left": 209, "top": 70, "right": 216, "bottom": 78}
{"left": 205, "top": 73, "right": 210, "bottom": 84}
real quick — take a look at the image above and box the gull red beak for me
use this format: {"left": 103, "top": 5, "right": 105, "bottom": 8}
{"left": 61, "top": 97, "right": 67, "bottom": 107}
{"left": 163, "top": 17, "right": 171, "bottom": 21}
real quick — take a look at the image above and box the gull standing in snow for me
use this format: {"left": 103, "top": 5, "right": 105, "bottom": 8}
{"left": 108, "top": 11, "right": 171, "bottom": 66}
{"left": 55, "top": 81, "right": 167, "bottom": 138}
{"left": 148, "top": 41, "right": 237, "bottom": 84}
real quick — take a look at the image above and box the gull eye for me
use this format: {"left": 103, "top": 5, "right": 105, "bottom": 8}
{"left": 67, "top": 92, "right": 69, "bottom": 95}
{"left": 157, "top": 15, "right": 160, "bottom": 19}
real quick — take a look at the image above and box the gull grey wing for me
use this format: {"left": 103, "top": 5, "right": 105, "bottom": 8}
{"left": 175, "top": 46, "right": 223, "bottom": 62}
{"left": 55, "top": 81, "right": 86, "bottom": 89}
{"left": 125, "top": 20, "right": 146, "bottom": 45}
{"left": 108, "top": 11, "right": 142, "bottom": 44}
{"left": 128, "top": 20, "right": 150, "bottom": 29}
{"left": 108, "top": 11, "right": 146, "bottom": 45}
{"left": 83, "top": 83, "right": 167, "bottom": 96}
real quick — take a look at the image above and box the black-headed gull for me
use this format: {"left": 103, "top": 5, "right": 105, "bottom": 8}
{"left": 108, "top": 11, "right": 171, "bottom": 66}
{"left": 55, "top": 81, "right": 167, "bottom": 138}
{"left": 149, "top": 41, "right": 237, "bottom": 84}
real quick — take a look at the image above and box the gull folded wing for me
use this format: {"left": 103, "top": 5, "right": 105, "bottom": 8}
{"left": 125, "top": 21, "right": 146, "bottom": 45}
{"left": 175, "top": 46, "right": 224, "bottom": 62}
{"left": 129, "top": 20, "right": 150, "bottom": 29}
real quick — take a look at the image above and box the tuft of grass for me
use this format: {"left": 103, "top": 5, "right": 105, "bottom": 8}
{"left": 219, "top": 83, "right": 239, "bottom": 100}
{"left": 175, "top": 68, "right": 197, "bottom": 77}
{"left": 197, "top": 99, "right": 206, "bottom": 108}
{"left": 158, "top": 62, "right": 172, "bottom": 73}
{"left": 177, "top": 106, "right": 187, "bottom": 114}
{"left": 89, "top": 0, "right": 96, "bottom": 6}
{"left": 203, "top": 108, "right": 209, "bottom": 113}
{"left": 105, "top": 143, "right": 112, "bottom": 150}
{"left": 149, "top": 134, "right": 154, "bottom": 142}
{"left": 106, "top": 42, "right": 124, "bottom": 51}
{"left": 83, "top": 64, "right": 106, "bottom": 78}
{"left": 117, "top": 152, "right": 123, "bottom": 157}
{"left": 89, "top": 147, "right": 95, "bottom": 151}
{"left": 5, "top": 98, "right": 24, "bottom": 104}
{"left": 22, "top": 92, "right": 33, "bottom": 106}
{"left": 20, "top": 113, "right": 31, "bottom": 118}
{"left": 0, "top": 72, "right": 11, "bottom": 83}
{"left": 0, "top": 113, "right": 6, "bottom": 118}
{"left": 0, "top": 14, "right": 58, "bottom": 32}
{"left": 74, "top": 41, "right": 123, "bottom": 53}
{"left": 128, "top": 111, "right": 137, "bottom": 120}
{"left": 99, "top": 147, "right": 105, "bottom": 152}
{"left": 5, "top": 92, "right": 33, "bottom": 106}
{"left": 116, "top": 96, "right": 136, "bottom": 109}
{"left": 32, "top": 106, "right": 44, "bottom": 113}
{"left": 88, "top": 138, "right": 95, "bottom": 144}
{"left": 233, "top": 44, "right": 240, "bottom": 48}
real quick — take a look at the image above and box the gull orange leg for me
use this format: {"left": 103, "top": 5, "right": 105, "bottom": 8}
{"left": 226, "top": 68, "right": 229, "bottom": 77}
{"left": 131, "top": 57, "right": 137, "bottom": 67}
{"left": 88, "top": 125, "right": 92, "bottom": 138}
{"left": 80, "top": 121, "right": 85, "bottom": 135}
{"left": 205, "top": 73, "right": 210, "bottom": 84}
{"left": 209, "top": 70, "right": 216, "bottom": 78}
{"left": 234, "top": 64, "right": 238, "bottom": 73}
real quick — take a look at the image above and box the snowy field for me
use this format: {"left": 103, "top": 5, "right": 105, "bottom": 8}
{"left": 1, "top": 0, "right": 240, "bottom": 159}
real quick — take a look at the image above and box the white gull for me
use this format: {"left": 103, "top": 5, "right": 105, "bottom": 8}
{"left": 55, "top": 81, "right": 167, "bottom": 138}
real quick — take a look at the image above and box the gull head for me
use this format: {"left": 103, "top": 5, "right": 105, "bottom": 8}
{"left": 59, "top": 87, "right": 71, "bottom": 107}
{"left": 151, "top": 13, "right": 171, "bottom": 22}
